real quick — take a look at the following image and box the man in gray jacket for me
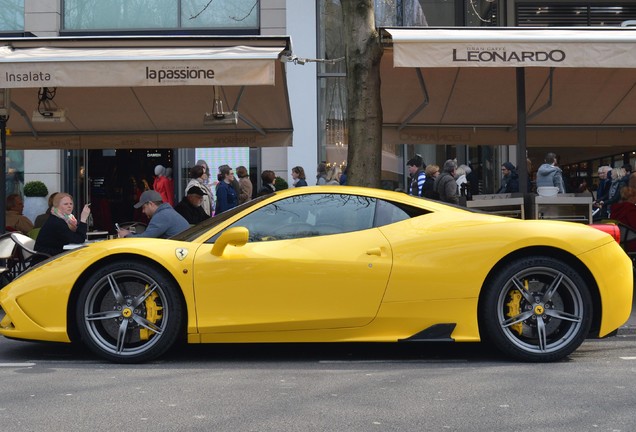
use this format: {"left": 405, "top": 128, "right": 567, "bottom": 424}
{"left": 434, "top": 159, "right": 459, "bottom": 204}
{"left": 536, "top": 152, "right": 566, "bottom": 193}
{"left": 117, "top": 190, "right": 190, "bottom": 239}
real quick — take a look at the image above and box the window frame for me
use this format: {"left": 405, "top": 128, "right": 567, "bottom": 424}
{"left": 60, "top": 0, "right": 260, "bottom": 34}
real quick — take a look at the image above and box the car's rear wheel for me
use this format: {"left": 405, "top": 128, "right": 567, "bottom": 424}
{"left": 76, "top": 261, "right": 184, "bottom": 363}
{"left": 480, "top": 256, "right": 592, "bottom": 362}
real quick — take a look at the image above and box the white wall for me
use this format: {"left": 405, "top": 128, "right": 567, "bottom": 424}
{"left": 23, "top": 1, "right": 61, "bottom": 196}
{"left": 24, "top": 0, "right": 60, "bottom": 37}
{"left": 260, "top": 0, "right": 319, "bottom": 187}
{"left": 282, "top": 0, "right": 318, "bottom": 186}
{"left": 24, "top": 150, "right": 61, "bottom": 197}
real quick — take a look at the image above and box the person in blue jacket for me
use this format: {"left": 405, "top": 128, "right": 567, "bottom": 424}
{"left": 215, "top": 165, "right": 238, "bottom": 214}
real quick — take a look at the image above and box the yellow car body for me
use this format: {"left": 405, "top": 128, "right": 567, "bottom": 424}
{"left": 0, "top": 186, "right": 632, "bottom": 363}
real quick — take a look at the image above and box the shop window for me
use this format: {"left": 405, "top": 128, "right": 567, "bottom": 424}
{"left": 63, "top": 0, "right": 258, "bottom": 31}
{"left": 181, "top": 0, "right": 259, "bottom": 29}
{"left": 374, "top": 0, "right": 455, "bottom": 26}
{"left": 465, "top": 0, "right": 502, "bottom": 26}
{"left": 0, "top": 0, "right": 24, "bottom": 32}
{"left": 516, "top": 2, "right": 636, "bottom": 27}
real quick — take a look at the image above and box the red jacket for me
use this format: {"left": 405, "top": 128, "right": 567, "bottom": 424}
{"left": 153, "top": 175, "right": 174, "bottom": 206}
{"left": 610, "top": 201, "right": 636, "bottom": 251}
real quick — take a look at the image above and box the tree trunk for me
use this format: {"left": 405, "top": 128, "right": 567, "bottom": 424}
{"left": 341, "top": 0, "right": 383, "bottom": 188}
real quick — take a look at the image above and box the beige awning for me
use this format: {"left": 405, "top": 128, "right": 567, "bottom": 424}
{"left": 1, "top": 35, "right": 293, "bottom": 149}
{"left": 381, "top": 27, "right": 636, "bottom": 154}
{"left": 386, "top": 27, "right": 636, "bottom": 69}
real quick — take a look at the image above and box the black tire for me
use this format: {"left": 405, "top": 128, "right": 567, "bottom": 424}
{"left": 480, "top": 256, "right": 592, "bottom": 362}
{"left": 76, "top": 260, "right": 184, "bottom": 363}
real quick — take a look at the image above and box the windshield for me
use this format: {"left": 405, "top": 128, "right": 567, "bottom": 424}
{"left": 170, "top": 195, "right": 270, "bottom": 242}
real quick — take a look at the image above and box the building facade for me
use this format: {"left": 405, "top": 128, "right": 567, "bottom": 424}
{"left": 3, "top": 0, "right": 636, "bottom": 230}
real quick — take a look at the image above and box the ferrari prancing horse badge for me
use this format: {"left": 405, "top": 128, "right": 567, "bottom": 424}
{"left": 175, "top": 248, "right": 188, "bottom": 261}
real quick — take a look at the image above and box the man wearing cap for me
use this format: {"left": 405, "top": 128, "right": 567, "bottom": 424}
{"left": 174, "top": 186, "right": 211, "bottom": 225}
{"left": 117, "top": 190, "right": 189, "bottom": 238}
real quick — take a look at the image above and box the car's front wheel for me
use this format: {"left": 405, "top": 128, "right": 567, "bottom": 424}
{"left": 480, "top": 256, "right": 593, "bottom": 362}
{"left": 76, "top": 261, "right": 184, "bottom": 363}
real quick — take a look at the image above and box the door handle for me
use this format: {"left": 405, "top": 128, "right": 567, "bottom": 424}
{"left": 366, "top": 247, "right": 382, "bottom": 256}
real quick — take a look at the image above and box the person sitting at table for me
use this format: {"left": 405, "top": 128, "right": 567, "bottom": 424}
{"left": 117, "top": 190, "right": 189, "bottom": 239}
{"left": 5, "top": 193, "right": 34, "bottom": 235}
{"left": 34, "top": 193, "right": 91, "bottom": 257}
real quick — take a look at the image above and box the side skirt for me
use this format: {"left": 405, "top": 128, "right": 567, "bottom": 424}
{"left": 398, "top": 323, "right": 456, "bottom": 342}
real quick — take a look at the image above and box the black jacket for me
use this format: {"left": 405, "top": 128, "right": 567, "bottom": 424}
{"left": 258, "top": 184, "right": 276, "bottom": 197}
{"left": 35, "top": 215, "right": 87, "bottom": 257}
{"left": 497, "top": 171, "right": 520, "bottom": 194}
{"left": 174, "top": 198, "right": 210, "bottom": 224}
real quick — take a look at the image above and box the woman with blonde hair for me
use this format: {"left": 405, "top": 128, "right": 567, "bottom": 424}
{"left": 325, "top": 165, "right": 341, "bottom": 185}
{"left": 34, "top": 193, "right": 91, "bottom": 257}
{"left": 604, "top": 167, "right": 628, "bottom": 212}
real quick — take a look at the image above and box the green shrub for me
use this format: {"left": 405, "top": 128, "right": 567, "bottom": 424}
{"left": 274, "top": 176, "right": 288, "bottom": 190}
{"left": 23, "top": 180, "right": 49, "bottom": 197}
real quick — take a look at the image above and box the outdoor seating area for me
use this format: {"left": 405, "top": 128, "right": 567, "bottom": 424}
{"left": 464, "top": 193, "right": 594, "bottom": 223}
{"left": 0, "top": 232, "right": 51, "bottom": 286}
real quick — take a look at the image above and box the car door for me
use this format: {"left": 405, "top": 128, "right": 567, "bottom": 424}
{"left": 192, "top": 193, "right": 393, "bottom": 333}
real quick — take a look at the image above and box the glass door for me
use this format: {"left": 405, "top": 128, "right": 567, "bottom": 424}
{"left": 62, "top": 148, "right": 88, "bottom": 212}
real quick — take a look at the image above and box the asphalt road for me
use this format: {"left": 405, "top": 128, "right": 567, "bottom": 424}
{"left": 0, "top": 334, "right": 634, "bottom": 432}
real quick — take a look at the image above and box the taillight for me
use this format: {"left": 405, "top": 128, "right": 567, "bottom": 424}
{"left": 589, "top": 223, "right": 621, "bottom": 243}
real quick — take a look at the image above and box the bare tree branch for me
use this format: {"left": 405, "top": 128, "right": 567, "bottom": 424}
{"left": 189, "top": 0, "right": 215, "bottom": 20}
{"left": 190, "top": 0, "right": 258, "bottom": 22}
{"left": 230, "top": 1, "right": 258, "bottom": 22}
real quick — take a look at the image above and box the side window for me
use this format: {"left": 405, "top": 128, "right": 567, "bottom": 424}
{"left": 220, "top": 193, "right": 377, "bottom": 242}
{"left": 373, "top": 199, "right": 431, "bottom": 227}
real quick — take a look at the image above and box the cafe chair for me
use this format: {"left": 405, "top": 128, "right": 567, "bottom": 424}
{"left": 9, "top": 232, "right": 51, "bottom": 276}
{"left": 0, "top": 233, "right": 17, "bottom": 287}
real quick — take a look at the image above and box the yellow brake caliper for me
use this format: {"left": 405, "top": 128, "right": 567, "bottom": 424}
{"left": 506, "top": 279, "right": 528, "bottom": 335}
{"left": 139, "top": 287, "right": 162, "bottom": 341}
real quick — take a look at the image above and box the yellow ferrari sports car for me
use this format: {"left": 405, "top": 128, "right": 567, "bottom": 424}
{"left": 0, "top": 186, "right": 632, "bottom": 363}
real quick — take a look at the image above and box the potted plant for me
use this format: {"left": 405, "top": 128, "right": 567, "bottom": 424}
{"left": 274, "top": 176, "right": 288, "bottom": 191}
{"left": 23, "top": 181, "right": 49, "bottom": 224}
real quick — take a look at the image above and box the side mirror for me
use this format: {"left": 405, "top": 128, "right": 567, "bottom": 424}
{"left": 211, "top": 227, "right": 249, "bottom": 257}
